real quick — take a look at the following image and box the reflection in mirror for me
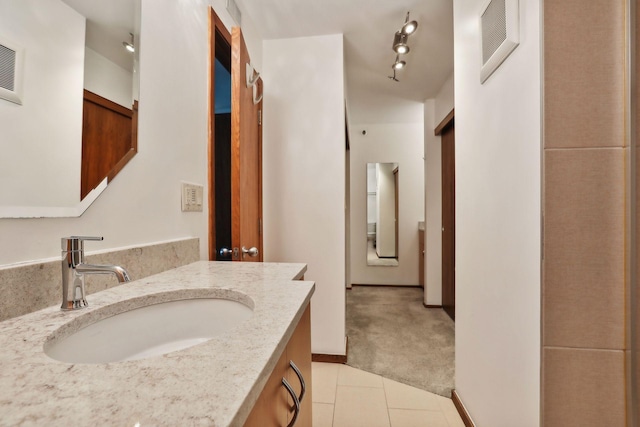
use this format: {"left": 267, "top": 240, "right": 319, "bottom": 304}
{"left": 0, "top": 0, "right": 140, "bottom": 218}
{"left": 367, "top": 163, "right": 399, "bottom": 267}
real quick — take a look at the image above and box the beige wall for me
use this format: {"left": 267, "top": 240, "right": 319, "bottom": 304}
{"left": 542, "top": 1, "right": 628, "bottom": 425}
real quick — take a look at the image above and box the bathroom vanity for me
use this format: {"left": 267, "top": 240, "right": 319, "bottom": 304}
{"left": 0, "top": 261, "right": 314, "bottom": 426}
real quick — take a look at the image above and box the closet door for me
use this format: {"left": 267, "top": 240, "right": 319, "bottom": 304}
{"left": 440, "top": 119, "right": 455, "bottom": 321}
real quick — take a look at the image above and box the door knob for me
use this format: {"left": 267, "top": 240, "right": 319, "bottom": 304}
{"left": 241, "top": 246, "right": 259, "bottom": 257}
{"left": 219, "top": 247, "right": 232, "bottom": 257}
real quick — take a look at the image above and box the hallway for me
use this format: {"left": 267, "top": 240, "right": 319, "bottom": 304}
{"left": 345, "top": 286, "right": 455, "bottom": 397}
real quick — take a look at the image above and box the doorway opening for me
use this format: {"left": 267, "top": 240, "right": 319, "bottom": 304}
{"left": 208, "top": 10, "right": 232, "bottom": 261}
{"left": 207, "top": 9, "right": 264, "bottom": 263}
{"left": 213, "top": 31, "right": 232, "bottom": 261}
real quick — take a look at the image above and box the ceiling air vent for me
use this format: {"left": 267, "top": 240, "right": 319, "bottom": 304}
{"left": 0, "top": 38, "right": 23, "bottom": 105}
{"left": 480, "top": 0, "right": 519, "bottom": 83}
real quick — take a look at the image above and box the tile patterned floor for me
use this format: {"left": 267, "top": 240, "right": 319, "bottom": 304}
{"left": 312, "top": 362, "right": 465, "bottom": 427}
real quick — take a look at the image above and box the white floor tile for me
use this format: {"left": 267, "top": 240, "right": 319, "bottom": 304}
{"left": 312, "top": 402, "right": 334, "bottom": 427}
{"left": 312, "top": 362, "right": 340, "bottom": 404}
{"left": 383, "top": 377, "right": 442, "bottom": 411}
{"left": 337, "top": 364, "right": 384, "bottom": 388}
{"left": 333, "top": 386, "right": 390, "bottom": 427}
{"left": 437, "top": 397, "right": 466, "bottom": 427}
{"left": 388, "top": 409, "right": 450, "bottom": 427}
{"left": 310, "top": 363, "right": 465, "bottom": 427}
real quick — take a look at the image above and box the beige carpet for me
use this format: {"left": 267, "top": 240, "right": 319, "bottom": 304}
{"left": 346, "top": 285, "right": 455, "bottom": 397}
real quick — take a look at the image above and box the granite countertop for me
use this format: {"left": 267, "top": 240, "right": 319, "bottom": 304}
{"left": 0, "top": 261, "right": 314, "bottom": 427}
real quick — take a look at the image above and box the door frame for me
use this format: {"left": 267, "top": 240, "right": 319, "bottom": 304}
{"left": 208, "top": 9, "right": 231, "bottom": 260}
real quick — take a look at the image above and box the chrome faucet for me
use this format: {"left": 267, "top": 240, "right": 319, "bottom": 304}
{"left": 61, "top": 236, "right": 131, "bottom": 310}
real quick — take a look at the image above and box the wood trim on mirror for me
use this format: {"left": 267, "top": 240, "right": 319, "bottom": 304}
{"left": 81, "top": 90, "right": 137, "bottom": 199}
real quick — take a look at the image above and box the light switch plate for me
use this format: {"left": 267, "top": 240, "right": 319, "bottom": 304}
{"left": 181, "top": 182, "right": 203, "bottom": 212}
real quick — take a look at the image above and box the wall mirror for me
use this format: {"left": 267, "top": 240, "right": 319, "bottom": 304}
{"left": 0, "top": 0, "right": 140, "bottom": 218}
{"left": 367, "top": 163, "right": 399, "bottom": 267}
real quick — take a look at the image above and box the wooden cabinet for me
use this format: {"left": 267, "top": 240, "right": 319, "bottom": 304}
{"left": 419, "top": 229, "right": 425, "bottom": 288}
{"left": 244, "top": 305, "right": 312, "bottom": 427}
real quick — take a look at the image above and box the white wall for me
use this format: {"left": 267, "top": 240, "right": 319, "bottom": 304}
{"left": 424, "top": 99, "right": 441, "bottom": 304}
{"left": 0, "top": 0, "right": 84, "bottom": 208}
{"left": 84, "top": 47, "right": 134, "bottom": 109}
{"left": 435, "top": 73, "right": 455, "bottom": 124}
{"left": 350, "top": 122, "right": 424, "bottom": 286}
{"left": 262, "top": 34, "right": 346, "bottom": 356}
{"left": 454, "top": 0, "right": 541, "bottom": 425}
{"left": 0, "top": 0, "right": 262, "bottom": 266}
{"left": 424, "top": 74, "right": 454, "bottom": 306}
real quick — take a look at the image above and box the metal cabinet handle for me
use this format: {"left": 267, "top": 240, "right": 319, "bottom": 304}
{"left": 289, "top": 360, "right": 306, "bottom": 403}
{"left": 241, "top": 246, "right": 259, "bottom": 257}
{"left": 282, "top": 378, "right": 300, "bottom": 427}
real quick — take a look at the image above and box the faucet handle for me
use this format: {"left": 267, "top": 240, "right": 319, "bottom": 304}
{"left": 61, "top": 236, "right": 104, "bottom": 251}
{"left": 69, "top": 236, "right": 104, "bottom": 241}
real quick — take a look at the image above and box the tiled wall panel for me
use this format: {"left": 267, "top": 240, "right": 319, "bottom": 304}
{"left": 542, "top": 0, "right": 628, "bottom": 423}
{"left": 543, "top": 347, "right": 625, "bottom": 427}
{"left": 543, "top": 149, "right": 625, "bottom": 349}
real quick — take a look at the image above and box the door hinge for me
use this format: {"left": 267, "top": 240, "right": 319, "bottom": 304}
{"left": 258, "top": 109, "right": 262, "bottom": 126}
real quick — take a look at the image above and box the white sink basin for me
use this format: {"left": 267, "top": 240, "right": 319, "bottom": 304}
{"left": 44, "top": 294, "right": 253, "bottom": 364}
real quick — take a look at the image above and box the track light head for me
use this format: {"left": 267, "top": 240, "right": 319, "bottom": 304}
{"left": 392, "top": 32, "right": 410, "bottom": 54}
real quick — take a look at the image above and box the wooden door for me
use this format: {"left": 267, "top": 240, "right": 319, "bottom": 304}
{"left": 231, "top": 27, "right": 263, "bottom": 262}
{"left": 438, "top": 112, "right": 455, "bottom": 321}
{"left": 208, "top": 8, "right": 263, "bottom": 263}
{"left": 393, "top": 167, "right": 399, "bottom": 258}
{"left": 419, "top": 229, "right": 425, "bottom": 288}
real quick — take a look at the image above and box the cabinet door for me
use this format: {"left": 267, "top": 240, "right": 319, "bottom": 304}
{"left": 244, "top": 349, "right": 288, "bottom": 427}
{"left": 286, "top": 305, "right": 312, "bottom": 427}
{"left": 419, "top": 229, "right": 425, "bottom": 287}
{"left": 243, "top": 304, "right": 312, "bottom": 427}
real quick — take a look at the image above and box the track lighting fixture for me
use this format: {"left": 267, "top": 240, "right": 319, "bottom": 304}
{"left": 392, "top": 55, "right": 406, "bottom": 70}
{"left": 401, "top": 12, "right": 418, "bottom": 35}
{"left": 388, "top": 12, "right": 417, "bottom": 82}
{"left": 392, "top": 32, "right": 410, "bottom": 54}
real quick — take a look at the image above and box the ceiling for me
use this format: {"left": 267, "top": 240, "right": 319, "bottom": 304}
{"left": 235, "top": 0, "right": 454, "bottom": 124}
